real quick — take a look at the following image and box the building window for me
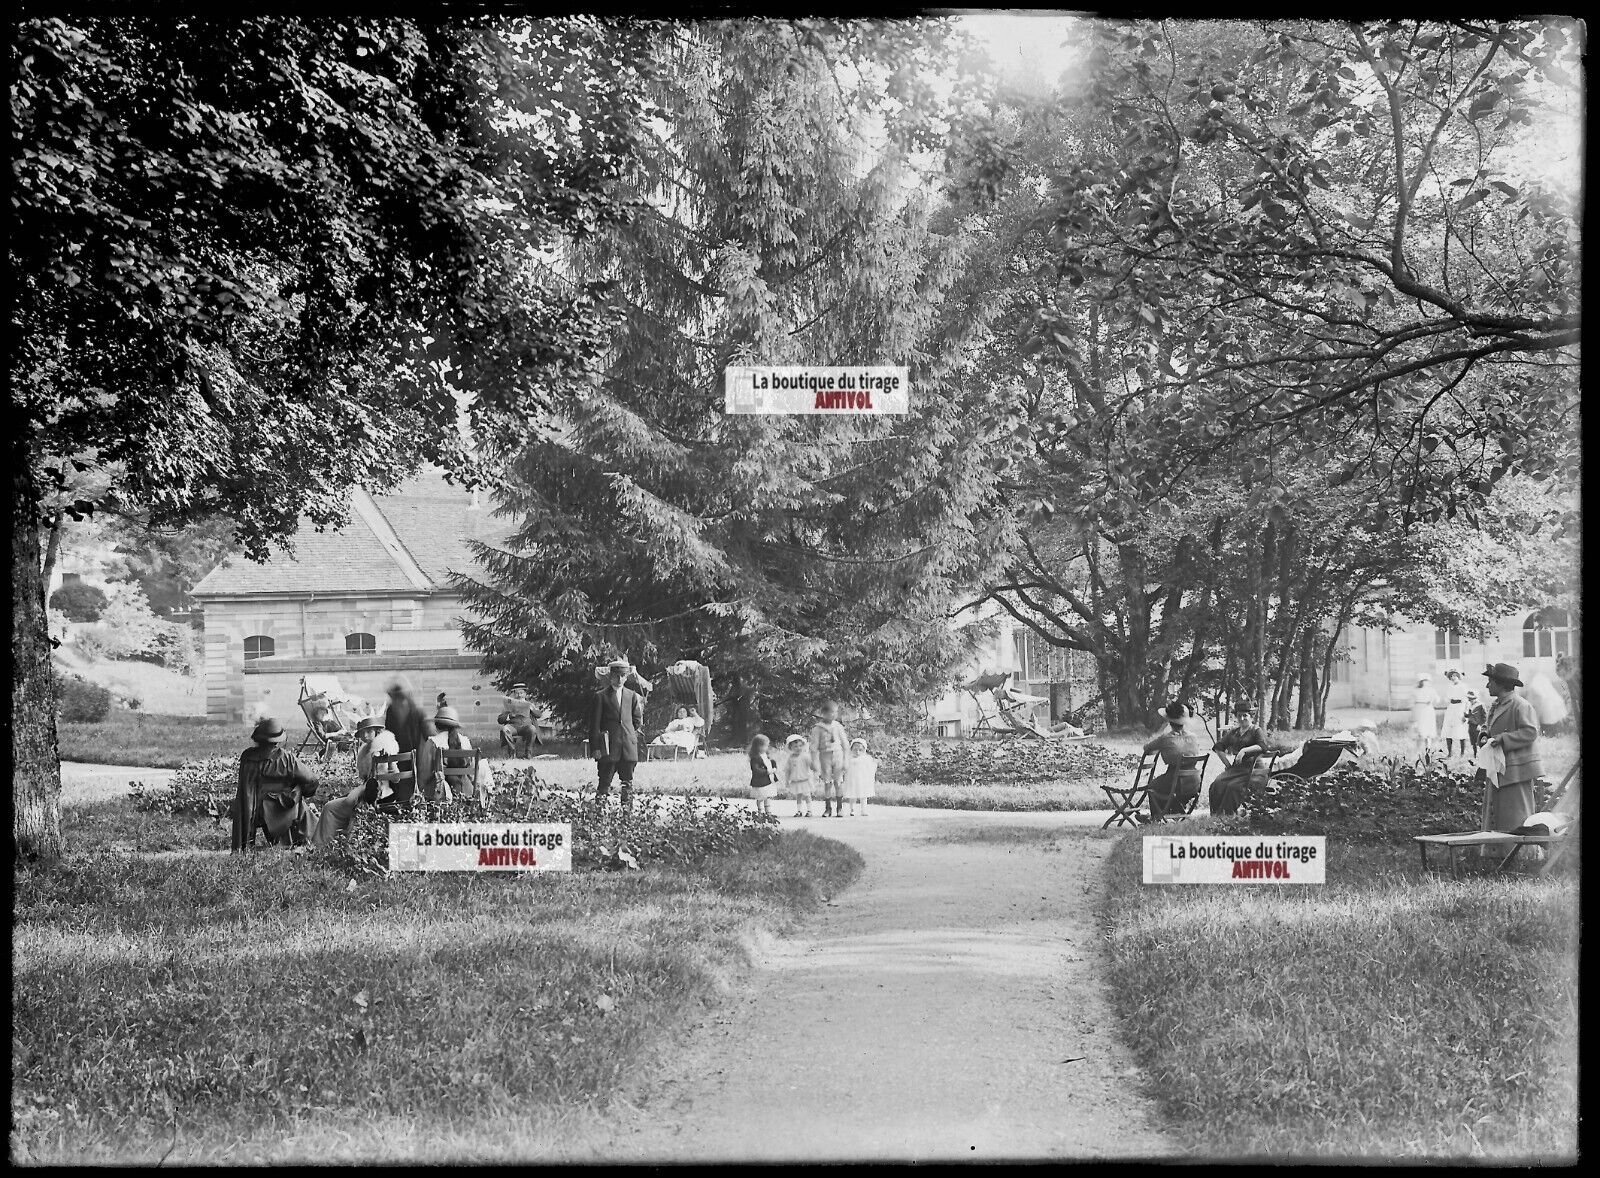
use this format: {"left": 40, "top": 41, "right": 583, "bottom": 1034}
{"left": 1523, "top": 608, "right": 1573, "bottom": 659}
{"left": 1011, "top": 630, "right": 1053, "bottom": 682}
{"left": 345, "top": 632, "right": 377, "bottom": 656}
{"left": 1435, "top": 626, "right": 1461, "bottom": 662}
{"left": 243, "top": 635, "right": 275, "bottom": 661}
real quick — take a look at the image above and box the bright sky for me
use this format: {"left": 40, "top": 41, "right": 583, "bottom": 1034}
{"left": 956, "top": 9, "right": 1088, "bottom": 91}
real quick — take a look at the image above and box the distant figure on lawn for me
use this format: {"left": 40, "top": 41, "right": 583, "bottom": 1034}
{"left": 591, "top": 657, "right": 645, "bottom": 808}
{"left": 384, "top": 676, "right": 431, "bottom": 786}
{"left": 1480, "top": 662, "right": 1542, "bottom": 832}
{"left": 782, "top": 733, "right": 816, "bottom": 817}
{"left": 1142, "top": 703, "right": 1204, "bottom": 822}
{"left": 232, "top": 717, "right": 319, "bottom": 852}
{"left": 498, "top": 683, "right": 541, "bottom": 758}
{"left": 1208, "top": 708, "right": 1265, "bottom": 817}
{"left": 1438, "top": 668, "right": 1470, "bottom": 759}
{"left": 651, "top": 706, "right": 702, "bottom": 757}
{"left": 748, "top": 734, "right": 778, "bottom": 818}
{"left": 1556, "top": 653, "right": 1580, "bottom": 728}
{"left": 810, "top": 700, "right": 851, "bottom": 818}
{"left": 1411, "top": 674, "right": 1439, "bottom": 754}
{"left": 844, "top": 737, "right": 877, "bottom": 817}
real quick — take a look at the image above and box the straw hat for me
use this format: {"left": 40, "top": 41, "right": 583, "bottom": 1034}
{"left": 849, "top": 738, "right": 868, "bottom": 750}
{"left": 355, "top": 714, "right": 385, "bottom": 735}
{"left": 785, "top": 733, "right": 806, "bottom": 747}
{"left": 606, "top": 657, "right": 632, "bottom": 673}
{"left": 433, "top": 706, "right": 462, "bottom": 729}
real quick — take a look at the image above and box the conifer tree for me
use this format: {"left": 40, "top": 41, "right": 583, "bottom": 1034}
{"left": 458, "top": 20, "right": 1018, "bottom": 741}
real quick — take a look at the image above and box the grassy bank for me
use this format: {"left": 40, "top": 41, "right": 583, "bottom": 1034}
{"left": 11, "top": 801, "right": 862, "bottom": 1164}
{"left": 1099, "top": 820, "right": 1578, "bottom": 1160}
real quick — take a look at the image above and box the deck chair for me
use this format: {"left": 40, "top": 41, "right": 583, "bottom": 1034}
{"left": 369, "top": 750, "right": 419, "bottom": 812}
{"left": 1102, "top": 750, "right": 1159, "bottom": 829}
{"left": 1264, "top": 738, "right": 1360, "bottom": 787}
{"left": 963, "top": 671, "right": 1024, "bottom": 740}
{"left": 1415, "top": 757, "right": 1581, "bottom": 877}
{"left": 1159, "top": 753, "right": 1211, "bottom": 821}
{"left": 295, "top": 675, "right": 359, "bottom": 763}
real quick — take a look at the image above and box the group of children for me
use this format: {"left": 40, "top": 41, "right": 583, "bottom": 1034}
{"left": 746, "top": 700, "right": 877, "bottom": 818}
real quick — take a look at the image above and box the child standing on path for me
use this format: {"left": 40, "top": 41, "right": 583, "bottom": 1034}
{"left": 781, "top": 734, "right": 816, "bottom": 817}
{"left": 844, "top": 737, "right": 877, "bottom": 816}
{"left": 810, "top": 700, "right": 851, "bottom": 818}
{"left": 748, "top": 734, "right": 778, "bottom": 818}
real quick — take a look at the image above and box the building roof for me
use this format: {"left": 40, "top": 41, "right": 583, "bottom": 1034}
{"left": 190, "top": 468, "right": 511, "bottom": 598}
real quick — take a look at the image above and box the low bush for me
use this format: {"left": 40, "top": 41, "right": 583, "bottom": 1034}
{"left": 873, "top": 737, "right": 1138, "bottom": 787}
{"left": 48, "top": 581, "right": 108, "bottom": 622}
{"left": 1225, "top": 753, "right": 1566, "bottom": 844}
{"left": 321, "top": 764, "right": 780, "bottom": 880}
{"left": 56, "top": 672, "right": 112, "bottom": 723}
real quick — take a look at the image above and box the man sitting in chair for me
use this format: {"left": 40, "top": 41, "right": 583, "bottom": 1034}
{"left": 232, "top": 718, "right": 320, "bottom": 851}
{"left": 498, "top": 683, "right": 541, "bottom": 758}
{"left": 1143, "top": 702, "right": 1204, "bottom": 822}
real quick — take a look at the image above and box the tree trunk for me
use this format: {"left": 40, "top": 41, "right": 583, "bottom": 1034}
{"left": 40, "top": 507, "right": 62, "bottom": 587}
{"left": 1295, "top": 625, "right": 1318, "bottom": 729}
{"left": 13, "top": 458, "right": 65, "bottom": 863}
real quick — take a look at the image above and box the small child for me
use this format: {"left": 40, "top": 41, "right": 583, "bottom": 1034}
{"left": 843, "top": 737, "right": 877, "bottom": 816}
{"left": 809, "top": 700, "right": 851, "bottom": 818}
{"left": 782, "top": 734, "right": 816, "bottom": 817}
{"left": 748, "top": 734, "right": 778, "bottom": 818}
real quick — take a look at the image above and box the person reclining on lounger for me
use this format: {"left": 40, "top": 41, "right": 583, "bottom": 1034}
{"left": 1143, "top": 703, "right": 1204, "bottom": 822}
{"left": 232, "top": 718, "right": 320, "bottom": 852}
{"left": 650, "top": 706, "right": 702, "bottom": 755}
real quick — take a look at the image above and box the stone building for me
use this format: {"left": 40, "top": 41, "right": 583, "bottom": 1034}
{"left": 189, "top": 469, "right": 513, "bottom": 726}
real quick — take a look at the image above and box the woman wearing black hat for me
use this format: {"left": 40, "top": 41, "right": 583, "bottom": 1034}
{"left": 232, "top": 717, "right": 320, "bottom": 852}
{"left": 1480, "top": 662, "right": 1542, "bottom": 832}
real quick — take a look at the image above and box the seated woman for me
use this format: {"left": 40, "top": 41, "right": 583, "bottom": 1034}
{"left": 497, "top": 684, "right": 541, "bottom": 758}
{"left": 1208, "top": 708, "right": 1266, "bottom": 817}
{"left": 232, "top": 718, "right": 320, "bottom": 851}
{"left": 1143, "top": 703, "right": 1204, "bottom": 821}
{"left": 650, "top": 706, "right": 702, "bottom": 755}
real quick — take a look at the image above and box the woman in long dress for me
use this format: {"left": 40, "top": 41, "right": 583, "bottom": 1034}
{"left": 1411, "top": 674, "right": 1440, "bottom": 755}
{"left": 1438, "top": 668, "right": 1469, "bottom": 759}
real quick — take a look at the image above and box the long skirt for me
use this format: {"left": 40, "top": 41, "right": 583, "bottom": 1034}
{"left": 1411, "top": 703, "right": 1437, "bottom": 739}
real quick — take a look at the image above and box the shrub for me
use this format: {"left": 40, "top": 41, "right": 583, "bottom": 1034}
{"left": 129, "top": 753, "right": 363, "bottom": 823}
{"left": 56, "top": 673, "right": 112, "bottom": 723}
{"left": 320, "top": 764, "right": 781, "bottom": 880}
{"left": 1232, "top": 752, "right": 1565, "bottom": 844}
{"left": 48, "top": 581, "right": 108, "bottom": 622}
{"left": 873, "top": 737, "right": 1138, "bottom": 787}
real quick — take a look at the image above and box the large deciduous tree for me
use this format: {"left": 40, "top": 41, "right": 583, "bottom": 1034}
{"left": 456, "top": 19, "right": 1019, "bottom": 742}
{"left": 10, "top": 15, "right": 652, "bottom": 860}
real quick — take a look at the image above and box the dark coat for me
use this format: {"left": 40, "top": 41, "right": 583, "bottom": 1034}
{"left": 385, "top": 696, "right": 429, "bottom": 757}
{"left": 590, "top": 685, "right": 645, "bottom": 762}
{"left": 232, "top": 744, "right": 318, "bottom": 851}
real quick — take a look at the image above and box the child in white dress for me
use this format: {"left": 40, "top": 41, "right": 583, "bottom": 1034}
{"left": 843, "top": 737, "right": 877, "bottom": 816}
{"left": 1438, "top": 668, "right": 1469, "bottom": 758}
{"left": 1411, "top": 675, "right": 1439, "bottom": 754}
{"left": 781, "top": 734, "right": 816, "bottom": 817}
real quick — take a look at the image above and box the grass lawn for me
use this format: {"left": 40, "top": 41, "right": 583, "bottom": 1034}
{"left": 11, "top": 800, "right": 862, "bottom": 1164}
{"left": 57, "top": 709, "right": 567, "bottom": 769}
{"left": 1099, "top": 818, "right": 1578, "bottom": 1161}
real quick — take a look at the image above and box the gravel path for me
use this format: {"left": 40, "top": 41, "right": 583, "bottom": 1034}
{"left": 59, "top": 762, "right": 175, "bottom": 808}
{"left": 587, "top": 805, "right": 1178, "bottom": 1163}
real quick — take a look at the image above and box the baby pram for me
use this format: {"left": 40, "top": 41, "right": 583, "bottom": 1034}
{"left": 295, "top": 675, "right": 361, "bottom": 764}
{"left": 1262, "top": 737, "right": 1362, "bottom": 787}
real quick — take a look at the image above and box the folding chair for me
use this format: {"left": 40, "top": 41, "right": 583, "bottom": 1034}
{"left": 436, "top": 747, "right": 483, "bottom": 811}
{"left": 1102, "top": 750, "right": 1159, "bottom": 829}
{"left": 370, "top": 750, "right": 419, "bottom": 811}
{"left": 1160, "top": 753, "right": 1211, "bottom": 821}
{"left": 295, "top": 675, "right": 359, "bottom": 764}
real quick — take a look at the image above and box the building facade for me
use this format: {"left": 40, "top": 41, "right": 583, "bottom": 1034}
{"left": 190, "top": 470, "right": 512, "bottom": 725}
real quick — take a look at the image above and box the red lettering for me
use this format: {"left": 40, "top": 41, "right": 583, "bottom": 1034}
{"left": 478, "top": 847, "right": 491, "bottom": 866}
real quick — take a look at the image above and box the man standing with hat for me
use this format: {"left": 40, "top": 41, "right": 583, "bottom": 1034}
{"left": 592, "top": 657, "right": 645, "bottom": 808}
{"left": 1480, "top": 662, "right": 1542, "bottom": 832}
{"left": 232, "top": 717, "right": 320, "bottom": 852}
